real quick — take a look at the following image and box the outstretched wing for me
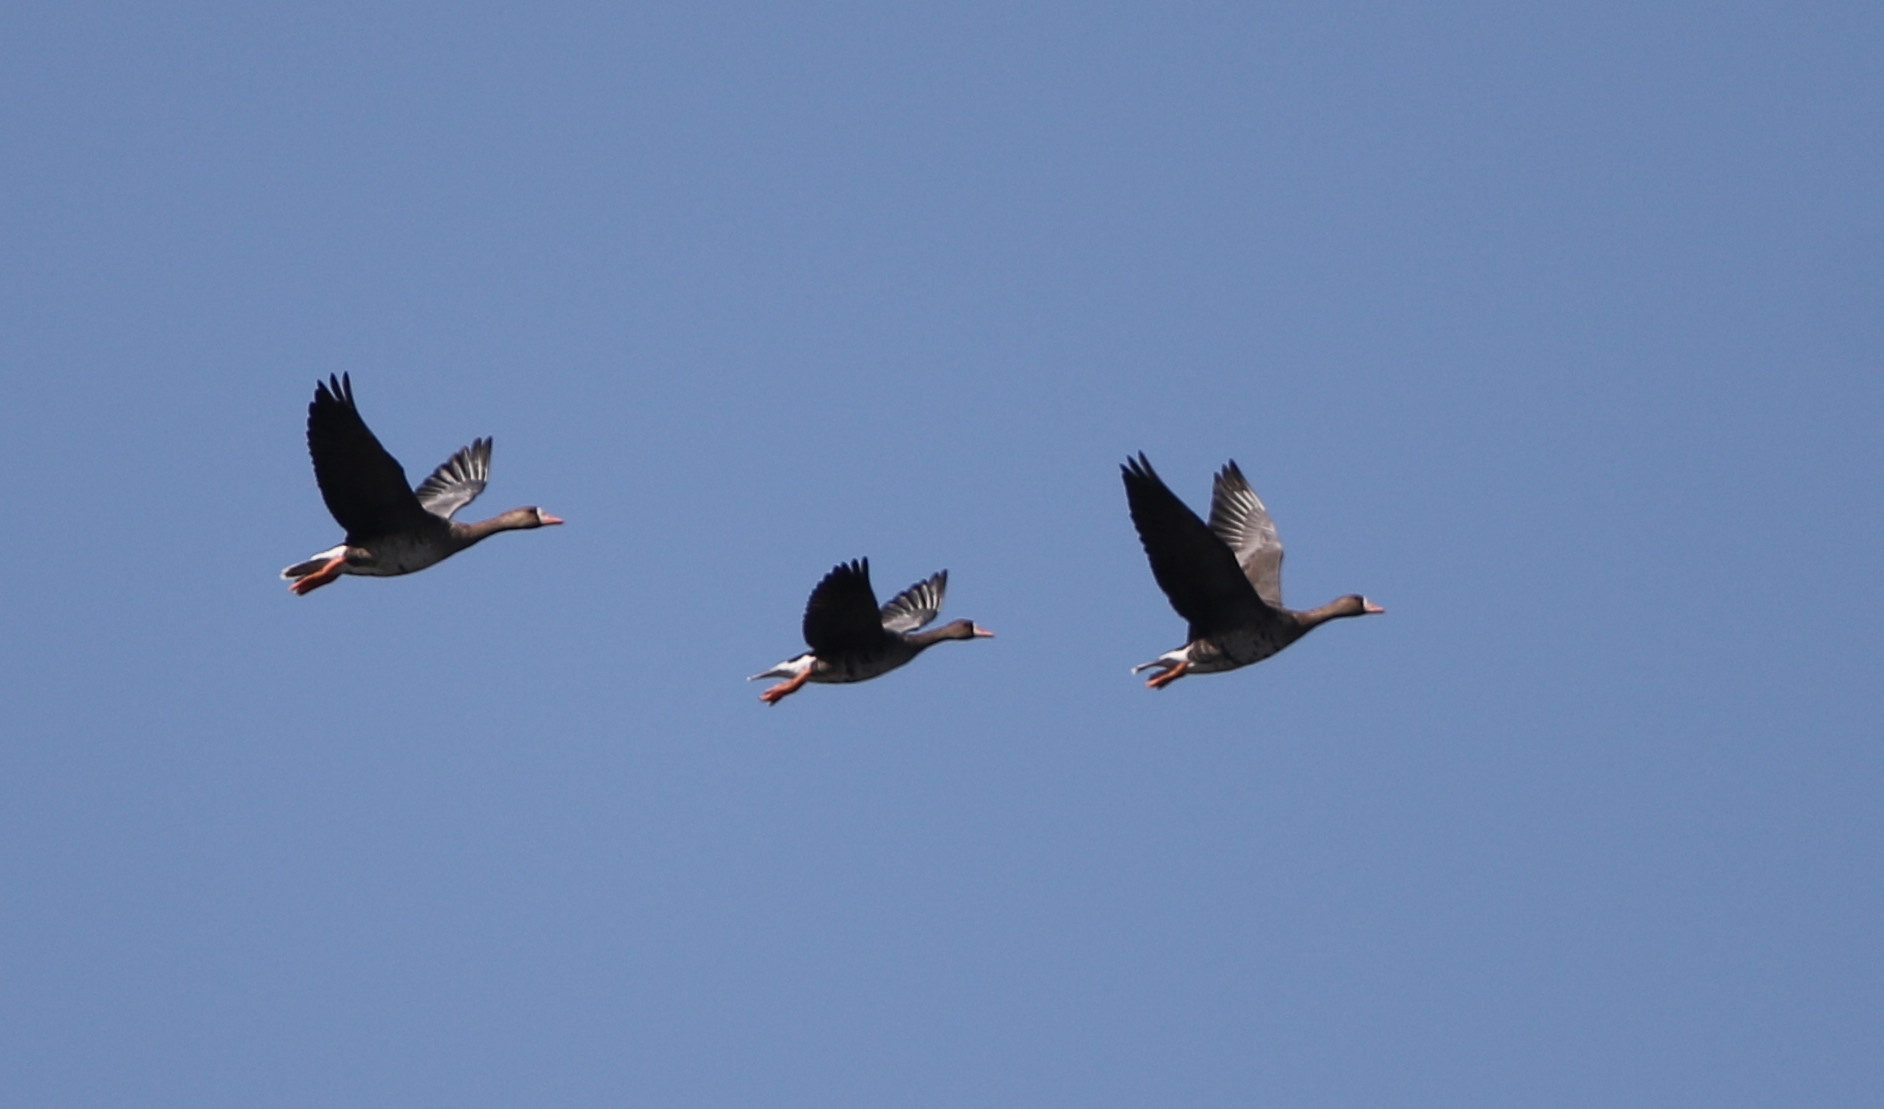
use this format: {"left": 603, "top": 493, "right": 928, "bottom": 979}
{"left": 1121, "top": 453, "right": 1268, "bottom": 639}
{"left": 306, "top": 374, "right": 429, "bottom": 539}
{"left": 879, "top": 570, "right": 947, "bottom": 634}
{"left": 802, "top": 558, "right": 888, "bottom": 654}
{"left": 1206, "top": 460, "right": 1283, "bottom": 607}
{"left": 414, "top": 437, "right": 491, "bottom": 520}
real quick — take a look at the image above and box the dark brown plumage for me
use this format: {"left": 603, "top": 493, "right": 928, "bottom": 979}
{"left": 281, "top": 374, "right": 562, "bottom": 594}
{"left": 1122, "top": 453, "right": 1380, "bottom": 688}
{"left": 751, "top": 558, "right": 993, "bottom": 705}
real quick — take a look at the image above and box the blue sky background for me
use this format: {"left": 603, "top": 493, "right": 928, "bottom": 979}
{"left": 4, "top": 3, "right": 1881, "bottom": 1105}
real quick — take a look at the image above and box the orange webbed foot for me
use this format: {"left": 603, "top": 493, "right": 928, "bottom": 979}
{"left": 288, "top": 555, "right": 347, "bottom": 596}
{"left": 759, "top": 669, "right": 813, "bottom": 705}
{"left": 1145, "top": 660, "right": 1190, "bottom": 690}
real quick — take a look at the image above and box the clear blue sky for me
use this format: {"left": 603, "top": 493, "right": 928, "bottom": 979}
{"left": 4, "top": 3, "right": 1880, "bottom": 1105}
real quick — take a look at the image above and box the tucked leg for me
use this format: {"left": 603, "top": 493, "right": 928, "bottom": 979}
{"left": 288, "top": 554, "right": 347, "bottom": 595}
{"left": 760, "top": 669, "right": 813, "bottom": 705}
{"left": 1145, "top": 660, "right": 1190, "bottom": 690}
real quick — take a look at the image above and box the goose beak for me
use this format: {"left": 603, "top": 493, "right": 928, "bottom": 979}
{"left": 1363, "top": 599, "right": 1384, "bottom": 614}
{"left": 972, "top": 625, "right": 995, "bottom": 638}
{"left": 540, "top": 513, "right": 565, "bottom": 526}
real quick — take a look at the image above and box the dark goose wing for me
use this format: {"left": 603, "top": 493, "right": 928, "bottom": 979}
{"left": 802, "top": 558, "right": 890, "bottom": 655}
{"left": 1122, "top": 453, "right": 1268, "bottom": 639}
{"left": 306, "top": 374, "right": 429, "bottom": 539}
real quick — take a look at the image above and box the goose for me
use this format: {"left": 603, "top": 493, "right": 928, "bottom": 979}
{"left": 282, "top": 374, "right": 561, "bottom": 594}
{"left": 1121, "top": 452, "right": 1380, "bottom": 688}
{"left": 750, "top": 559, "right": 993, "bottom": 705}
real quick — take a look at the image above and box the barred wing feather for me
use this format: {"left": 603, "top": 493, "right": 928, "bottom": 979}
{"left": 879, "top": 570, "right": 947, "bottom": 634}
{"left": 1206, "top": 460, "right": 1284, "bottom": 608}
{"left": 414, "top": 437, "right": 492, "bottom": 520}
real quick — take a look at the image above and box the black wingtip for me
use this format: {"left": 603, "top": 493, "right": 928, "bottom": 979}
{"left": 823, "top": 557, "right": 869, "bottom": 584}
{"left": 1122, "top": 451, "right": 1162, "bottom": 486}
{"left": 313, "top": 373, "right": 356, "bottom": 410}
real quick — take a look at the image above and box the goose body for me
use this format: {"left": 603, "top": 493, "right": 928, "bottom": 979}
{"left": 281, "top": 374, "right": 561, "bottom": 594}
{"left": 751, "top": 559, "right": 993, "bottom": 705}
{"left": 1121, "top": 453, "right": 1381, "bottom": 689}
